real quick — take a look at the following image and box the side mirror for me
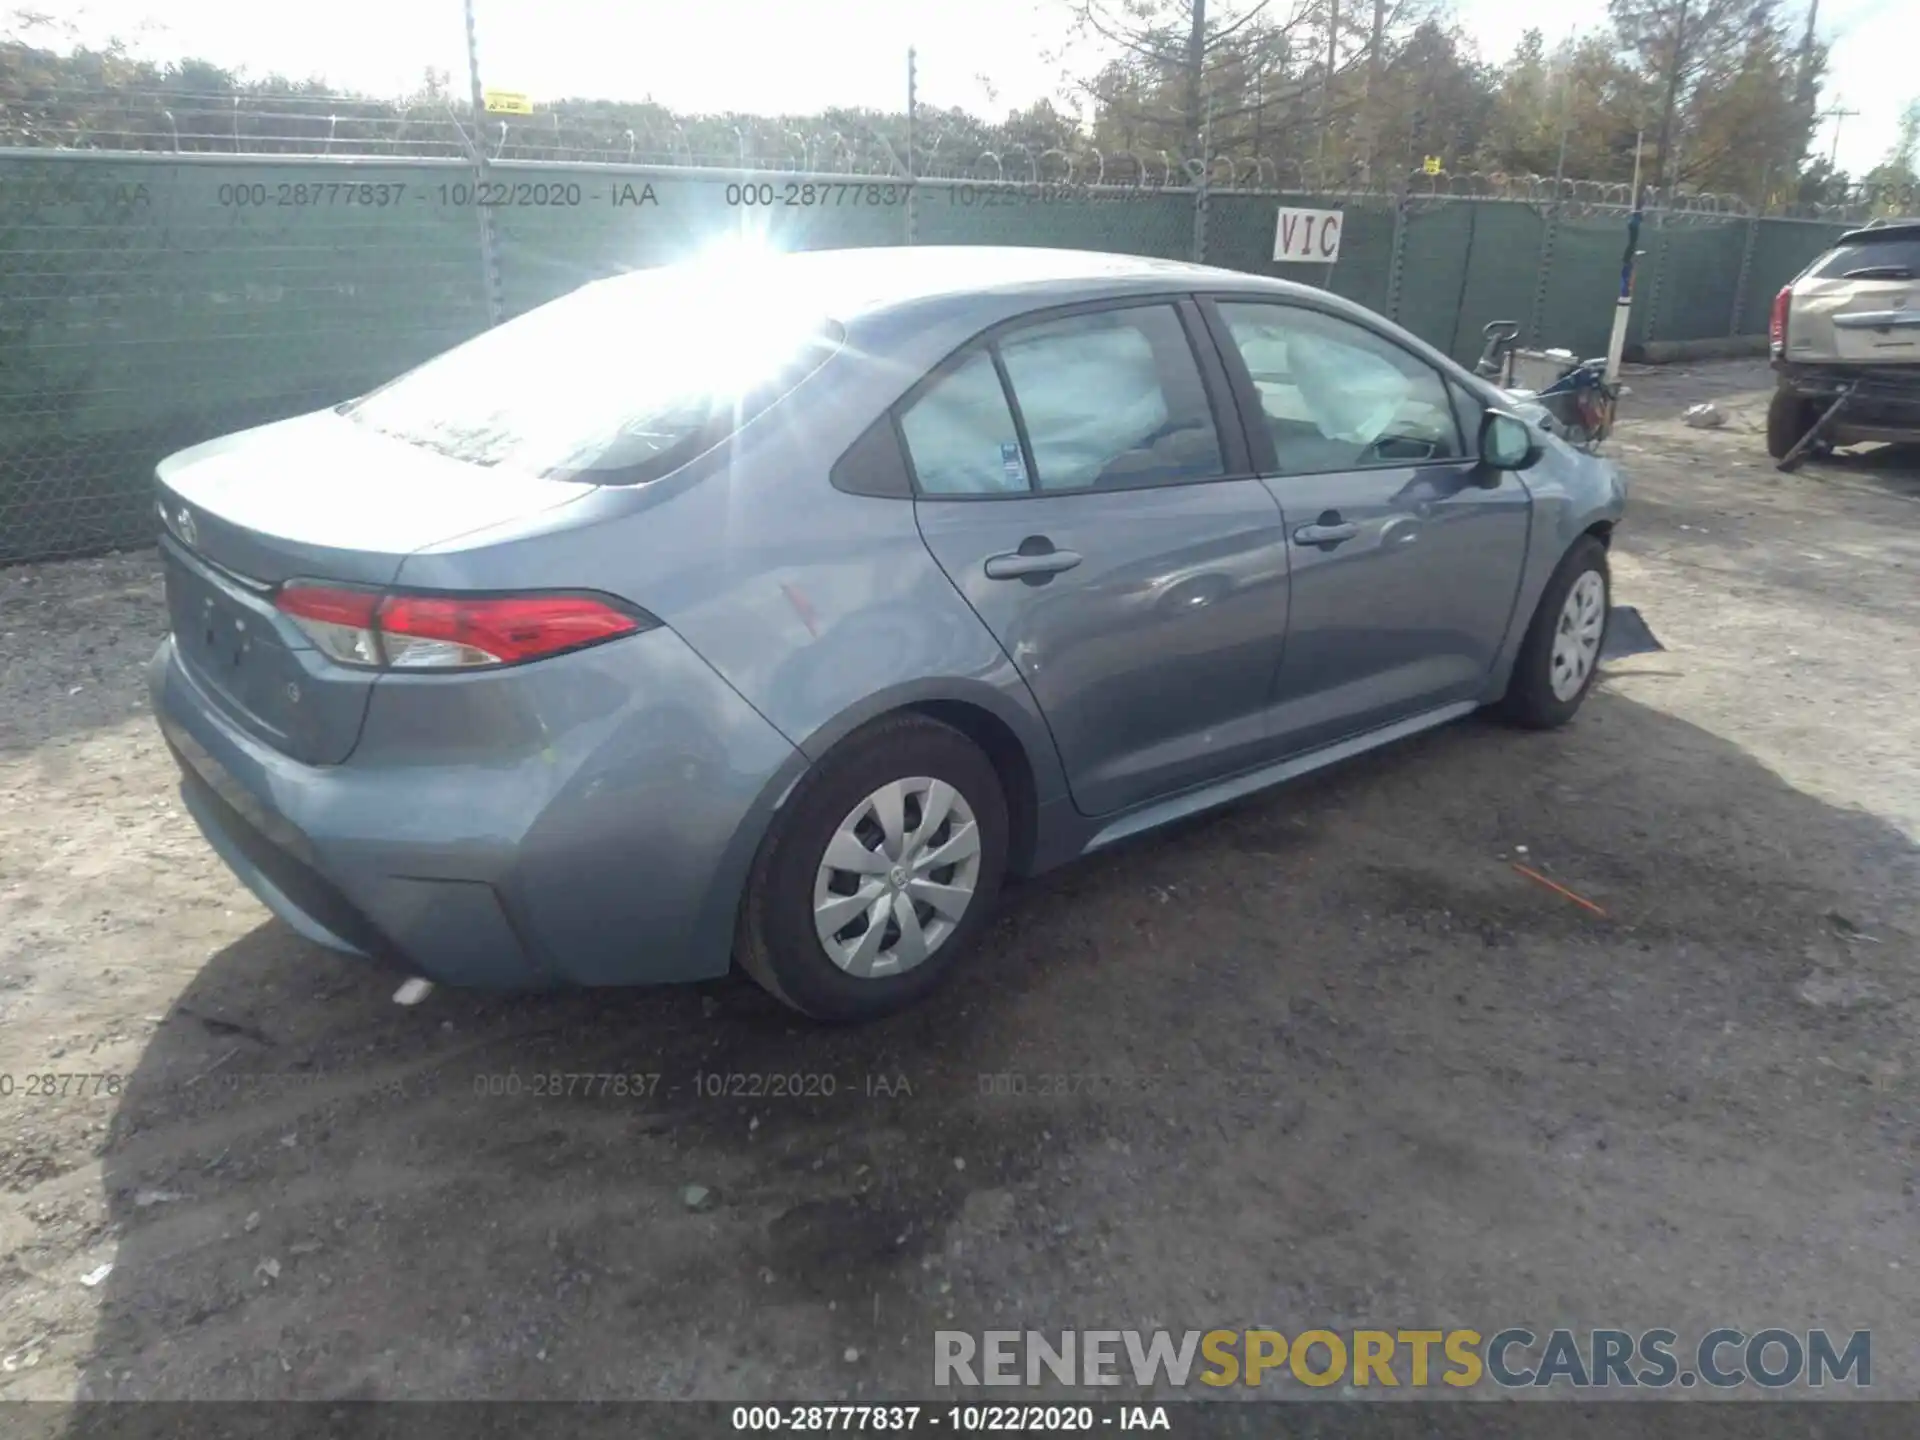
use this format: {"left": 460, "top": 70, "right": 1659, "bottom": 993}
{"left": 1480, "top": 409, "right": 1542, "bottom": 471}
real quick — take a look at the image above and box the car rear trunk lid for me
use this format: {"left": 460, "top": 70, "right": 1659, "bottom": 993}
{"left": 1790, "top": 231, "right": 1920, "bottom": 365}
{"left": 1828, "top": 288, "right": 1920, "bottom": 363}
{"left": 156, "top": 409, "right": 593, "bottom": 764}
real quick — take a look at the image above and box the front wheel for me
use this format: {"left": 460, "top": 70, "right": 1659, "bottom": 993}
{"left": 733, "top": 714, "right": 1009, "bottom": 1022}
{"left": 1497, "top": 536, "right": 1611, "bottom": 729}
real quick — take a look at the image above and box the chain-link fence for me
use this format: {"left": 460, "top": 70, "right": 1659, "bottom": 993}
{"left": 9, "top": 64, "right": 1917, "bottom": 220}
{"left": 0, "top": 142, "right": 1856, "bottom": 565}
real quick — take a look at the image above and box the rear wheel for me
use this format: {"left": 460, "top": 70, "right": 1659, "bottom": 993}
{"left": 1766, "top": 387, "right": 1818, "bottom": 460}
{"left": 734, "top": 714, "right": 1008, "bottom": 1022}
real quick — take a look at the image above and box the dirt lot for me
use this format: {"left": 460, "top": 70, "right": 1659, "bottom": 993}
{"left": 2, "top": 359, "right": 1918, "bottom": 1404}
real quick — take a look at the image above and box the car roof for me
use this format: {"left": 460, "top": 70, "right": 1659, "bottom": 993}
{"left": 1835, "top": 220, "right": 1920, "bottom": 246}
{"left": 597, "top": 245, "right": 1313, "bottom": 321}
{"left": 577, "top": 243, "right": 1480, "bottom": 407}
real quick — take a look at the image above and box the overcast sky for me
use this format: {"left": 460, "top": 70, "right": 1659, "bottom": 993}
{"left": 17, "top": 0, "right": 1914, "bottom": 178}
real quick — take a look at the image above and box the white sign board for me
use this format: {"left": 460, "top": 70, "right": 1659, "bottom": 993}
{"left": 1273, "top": 206, "right": 1343, "bottom": 264}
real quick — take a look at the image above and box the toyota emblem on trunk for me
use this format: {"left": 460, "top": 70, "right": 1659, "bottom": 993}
{"left": 175, "top": 506, "right": 198, "bottom": 548}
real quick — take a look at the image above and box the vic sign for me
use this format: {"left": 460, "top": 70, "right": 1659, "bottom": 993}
{"left": 1272, "top": 207, "right": 1343, "bottom": 264}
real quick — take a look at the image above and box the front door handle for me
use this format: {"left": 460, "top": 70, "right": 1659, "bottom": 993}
{"left": 985, "top": 539, "right": 1082, "bottom": 581}
{"left": 1292, "top": 515, "right": 1359, "bottom": 548}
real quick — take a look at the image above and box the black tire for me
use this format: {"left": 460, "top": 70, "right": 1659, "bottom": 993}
{"left": 734, "top": 713, "right": 1008, "bottom": 1023}
{"left": 1766, "top": 387, "right": 1817, "bottom": 461}
{"left": 1496, "top": 536, "right": 1611, "bottom": 730}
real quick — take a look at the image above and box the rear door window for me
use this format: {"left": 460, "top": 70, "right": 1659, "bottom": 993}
{"left": 897, "top": 350, "right": 1030, "bottom": 496}
{"left": 996, "top": 305, "right": 1226, "bottom": 492}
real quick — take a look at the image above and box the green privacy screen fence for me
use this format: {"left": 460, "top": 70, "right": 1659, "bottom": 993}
{"left": 0, "top": 151, "right": 1848, "bottom": 564}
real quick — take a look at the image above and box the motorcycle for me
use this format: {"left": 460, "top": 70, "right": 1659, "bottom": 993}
{"left": 1472, "top": 320, "right": 1619, "bottom": 453}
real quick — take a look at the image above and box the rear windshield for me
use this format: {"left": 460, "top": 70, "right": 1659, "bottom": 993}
{"left": 1808, "top": 236, "right": 1920, "bottom": 280}
{"left": 341, "top": 267, "right": 843, "bottom": 484}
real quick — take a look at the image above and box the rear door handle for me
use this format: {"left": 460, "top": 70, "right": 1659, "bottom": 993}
{"left": 985, "top": 543, "right": 1082, "bottom": 581}
{"left": 1292, "top": 519, "right": 1359, "bottom": 547}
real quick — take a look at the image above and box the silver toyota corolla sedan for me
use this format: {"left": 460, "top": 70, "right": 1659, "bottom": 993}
{"left": 150, "top": 245, "right": 1626, "bottom": 1021}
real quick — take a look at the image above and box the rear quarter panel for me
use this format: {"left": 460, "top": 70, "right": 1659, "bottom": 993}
{"left": 388, "top": 306, "right": 1078, "bottom": 808}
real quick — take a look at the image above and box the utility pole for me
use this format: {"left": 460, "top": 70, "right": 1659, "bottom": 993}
{"left": 1793, "top": 2, "right": 1825, "bottom": 181}
{"left": 1824, "top": 99, "right": 1858, "bottom": 169}
{"left": 1363, "top": 0, "right": 1384, "bottom": 182}
{"left": 1651, "top": 0, "right": 1691, "bottom": 192}
{"left": 1316, "top": 0, "right": 1339, "bottom": 182}
{"left": 1184, "top": 0, "right": 1207, "bottom": 175}
{"left": 905, "top": 47, "right": 917, "bottom": 245}
{"left": 1794, "top": 0, "right": 1819, "bottom": 112}
{"left": 461, "top": 0, "right": 503, "bottom": 328}
{"left": 1552, "top": 73, "right": 1572, "bottom": 194}
{"left": 1194, "top": 92, "right": 1213, "bottom": 262}
{"left": 1252, "top": 68, "right": 1263, "bottom": 163}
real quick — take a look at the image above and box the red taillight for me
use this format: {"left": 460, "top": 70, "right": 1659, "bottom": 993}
{"left": 1769, "top": 285, "right": 1791, "bottom": 354}
{"left": 277, "top": 583, "right": 381, "bottom": 629}
{"left": 274, "top": 584, "right": 644, "bottom": 670}
{"left": 276, "top": 582, "right": 384, "bottom": 666}
{"left": 378, "top": 593, "right": 641, "bottom": 667}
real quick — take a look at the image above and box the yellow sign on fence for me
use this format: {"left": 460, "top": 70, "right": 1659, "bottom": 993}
{"left": 483, "top": 90, "right": 533, "bottom": 115}
{"left": 1422, "top": 156, "right": 1443, "bottom": 175}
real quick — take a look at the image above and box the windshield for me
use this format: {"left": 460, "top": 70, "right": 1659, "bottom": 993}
{"left": 341, "top": 265, "right": 843, "bottom": 484}
{"left": 1809, "top": 237, "right": 1920, "bottom": 280}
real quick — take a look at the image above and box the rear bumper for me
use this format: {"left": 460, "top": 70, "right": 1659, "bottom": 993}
{"left": 150, "top": 628, "right": 806, "bottom": 988}
{"left": 1773, "top": 361, "right": 1920, "bottom": 441}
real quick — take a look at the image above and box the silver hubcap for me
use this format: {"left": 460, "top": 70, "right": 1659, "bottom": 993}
{"left": 1550, "top": 570, "right": 1607, "bottom": 701}
{"left": 813, "top": 777, "right": 981, "bottom": 978}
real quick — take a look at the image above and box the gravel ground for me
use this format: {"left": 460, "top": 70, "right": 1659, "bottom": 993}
{"left": 1, "top": 359, "right": 1917, "bottom": 1404}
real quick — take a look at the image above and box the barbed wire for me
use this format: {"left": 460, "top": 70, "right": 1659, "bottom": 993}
{"left": 2, "top": 83, "right": 1914, "bottom": 222}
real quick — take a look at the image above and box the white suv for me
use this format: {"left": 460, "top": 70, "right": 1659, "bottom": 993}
{"left": 1767, "top": 219, "right": 1920, "bottom": 458}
